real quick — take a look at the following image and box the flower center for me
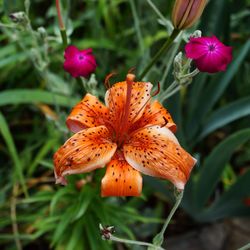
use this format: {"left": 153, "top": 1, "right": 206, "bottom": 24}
{"left": 79, "top": 55, "right": 84, "bottom": 60}
{"left": 208, "top": 44, "right": 216, "bottom": 52}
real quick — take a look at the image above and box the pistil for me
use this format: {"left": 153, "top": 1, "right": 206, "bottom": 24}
{"left": 117, "top": 73, "right": 135, "bottom": 146}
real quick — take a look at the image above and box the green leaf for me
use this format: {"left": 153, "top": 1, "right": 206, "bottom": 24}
{"left": 51, "top": 206, "right": 75, "bottom": 246}
{"left": 198, "top": 96, "right": 250, "bottom": 141}
{"left": 203, "top": 39, "right": 250, "bottom": 115}
{"left": 46, "top": 72, "right": 72, "bottom": 95}
{"left": 0, "top": 51, "right": 28, "bottom": 69}
{"left": 0, "top": 111, "right": 28, "bottom": 196}
{"left": 186, "top": 40, "right": 250, "bottom": 143}
{"left": 20, "top": 191, "right": 53, "bottom": 204}
{"left": 195, "top": 128, "right": 250, "bottom": 210}
{"left": 27, "top": 138, "right": 57, "bottom": 176}
{"left": 199, "top": 0, "right": 228, "bottom": 36}
{"left": 66, "top": 219, "right": 84, "bottom": 250}
{"left": 70, "top": 188, "right": 94, "bottom": 222}
{"left": 0, "top": 89, "right": 79, "bottom": 107}
{"left": 50, "top": 188, "right": 75, "bottom": 215}
{"left": 196, "top": 170, "right": 250, "bottom": 221}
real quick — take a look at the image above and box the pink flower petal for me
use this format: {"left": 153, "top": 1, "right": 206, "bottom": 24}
{"left": 185, "top": 40, "right": 208, "bottom": 59}
{"left": 64, "top": 45, "right": 79, "bottom": 59}
{"left": 195, "top": 51, "right": 228, "bottom": 73}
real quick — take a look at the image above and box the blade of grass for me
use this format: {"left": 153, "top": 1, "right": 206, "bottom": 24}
{"left": 197, "top": 170, "right": 250, "bottom": 221}
{"left": 0, "top": 89, "right": 78, "bottom": 107}
{"left": 27, "top": 138, "right": 58, "bottom": 176}
{"left": 194, "top": 128, "right": 250, "bottom": 210}
{"left": 198, "top": 96, "right": 250, "bottom": 141}
{"left": 0, "top": 112, "right": 28, "bottom": 197}
{"left": 186, "top": 40, "right": 250, "bottom": 143}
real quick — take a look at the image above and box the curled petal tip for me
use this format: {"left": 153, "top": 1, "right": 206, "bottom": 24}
{"left": 55, "top": 176, "right": 68, "bottom": 185}
{"left": 174, "top": 181, "right": 185, "bottom": 190}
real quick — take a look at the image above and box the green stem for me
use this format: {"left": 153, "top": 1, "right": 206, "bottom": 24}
{"left": 56, "top": 0, "right": 68, "bottom": 48}
{"left": 159, "top": 80, "right": 178, "bottom": 102}
{"left": 238, "top": 243, "right": 250, "bottom": 250}
{"left": 60, "top": 29, "right": 68, "bottom": 48}
{"left": 179, "top": 68, "right": 200, "bottom": 79}
{"left": 129, "top": 0, "right": 144, "bottom": 53}
{"left": 147, "top": 0, "right": 167, "bottom": 24}
{"left": 109, "top": 235, "right": 165, "bottom": 250}
{"left": 152, "top": 191, "right": 184, "bottom": 247}
{"left": 139, "top": 28, "right": 181, "bottom": 79}
{"left": 161, "top": 85, "right": 181, "bottom": 103}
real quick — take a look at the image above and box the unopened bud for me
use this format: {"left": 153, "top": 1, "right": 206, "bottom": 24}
{"left": 99, "top": 224, "right": 115, "bottom": 240}
{"left": 192, "top": 30, "right": 202, "bottom": 38}
{"left": 174, "top": 52, "right": 184, "bottom": 72}
{"left": 37, "top": 27, "right": 47, "bottom": 39}
{"left": 9, "top": 12, "right": 28, "bottom": 26}
{"left": 171, "top": 0, "right": 207, "bottom": 30}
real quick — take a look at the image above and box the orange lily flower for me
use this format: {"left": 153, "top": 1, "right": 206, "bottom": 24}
{"left": 54, "top": 73, "right": 196, "bottom": 196}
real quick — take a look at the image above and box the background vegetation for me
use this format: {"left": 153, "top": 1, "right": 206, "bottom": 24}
{"left": 0, "top": 0, "right": 250, "bottom": 249}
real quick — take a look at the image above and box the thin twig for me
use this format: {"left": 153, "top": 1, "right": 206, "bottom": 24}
{"left": 11, "top": 185, "right": 22, "bottom": 250}
{"left": 238, "top": 243, "right": 250, "bottom": 250}
{"left": 109, "top": 235, "right": 165, "bottom": 250}
{"left": 151, "top": 191, "right": 184, "bottom": 247}
{"left": 129, "top": 0, "right": 144, "bottom": 53}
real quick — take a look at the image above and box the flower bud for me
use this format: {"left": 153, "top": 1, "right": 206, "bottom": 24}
{"left": 9, "top": 12, "right": 28, "bottom": 26}
{"left": 37, "top": 27, "right": 47, "bottom": 39}
{"left": 171, "top": 0, "right": 207, "bottom": 30}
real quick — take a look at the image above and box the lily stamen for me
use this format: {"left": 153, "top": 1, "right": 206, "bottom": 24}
{"left": 151, "top": 82, "right": 161, "bottom": 97}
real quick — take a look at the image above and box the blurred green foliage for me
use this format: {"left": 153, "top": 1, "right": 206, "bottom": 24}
{"left": 0, "top": 0, "right": 250, "bottom": 249}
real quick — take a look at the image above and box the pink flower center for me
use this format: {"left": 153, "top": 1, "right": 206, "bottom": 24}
{"left": 208, "top": 44, "right": 216, "bottom": 52}
{"left": 79, "top": 55, "right": 84, "bottom": 60}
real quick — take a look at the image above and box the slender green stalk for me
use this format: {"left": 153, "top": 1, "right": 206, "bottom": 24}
{"left": 56, "top": 0, "right": 68, "bottom": 48}
{"left": 139, "top": 28, "right": 181, "bottom": 79}
{"left": 129, "top": 0, "right": 144, "bottom": 53}
{"left": 161, "top": 85, "right": 181, "bottom": 102}
{"left": 179, "top": 68, "right": 200, "bottom": 79}
{"left": 24, "top": 0, "right": 30, "bottom": 17}
{"left": 238, "top": 243, "right": 250, "bottom": 250}
{"left": 151, "top": 191, "right": 184, "bottom": 247}
{"left": 147, "top": 0, "right": 166, "bottom": 23}
{"left": 109, "top": 235, "right": 165, "bottom": 250}
{"left": 0, "top": 112, "right": 28, "bottom": 197}
{"left": 60, "top": 29, "right": 68, "bottom": 48}
{"left": 11, "top": 185, "right": 22, "bottom": 250}
{"left": 159, "top": 69, "right": 200, "bottom": 102}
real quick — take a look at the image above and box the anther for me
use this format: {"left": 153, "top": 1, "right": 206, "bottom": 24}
{"left": 152, "top": 82, "right": 161, "bottom": 97}
{"left": 104, "top": 72, "right": 117, "bottom": 89}
{"left": 128, "top": 67, "right": 136, "bottom": 74}
{"left": 126, "top": 73, "right": 136, "bottom": 84}
{"left": 160, "top": 117, "right": 169, "bottom": 128}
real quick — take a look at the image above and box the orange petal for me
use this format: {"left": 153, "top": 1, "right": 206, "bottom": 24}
{"left": 130, "top": 100, "right": 177, "bottom": 133}
{"left": 101, "top": 154, "right": 142, "bottom": 197}
{"left": 66, "top": 94, "right": 109, "bottom": 133}
{"left": 105, "top": 81, "right": 153, "bottom": 131}
{"left": 123, "top": 125, "right": 196, "bottom": 189}
{"left": 54, "top": 126, "right": 117, "bottom": 185}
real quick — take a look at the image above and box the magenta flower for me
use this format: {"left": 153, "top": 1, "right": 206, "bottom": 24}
{"left": 63, "top": 45, "right": 97, "bottom": 78}
{"left": 185, "top": 36, "right": 232, "bottom": 73}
